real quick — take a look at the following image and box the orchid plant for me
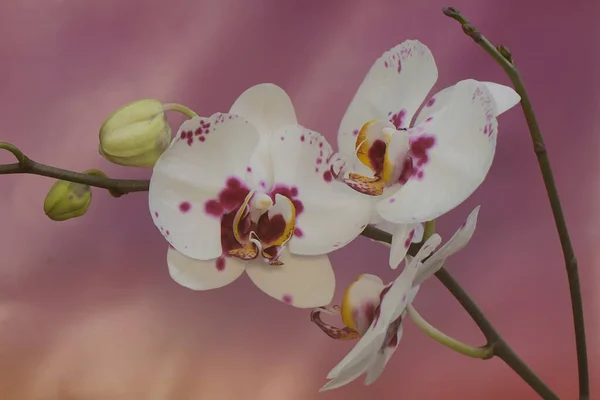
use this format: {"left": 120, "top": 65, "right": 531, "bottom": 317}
{"left": 0, "top": 8, "right": 588, "bottom": 400}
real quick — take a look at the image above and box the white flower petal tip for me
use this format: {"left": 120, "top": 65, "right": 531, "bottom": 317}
{"left": 389, "top": 223, "right": 421, "bottom": 269}
{"left": 229, "top": 83, "right": 298, "bottom": 134}
{"left": 149, "top": 113, "right": 260, "bottom": 260}
{"left": 167, "top": 247, "right": 246, "bottom": 291}
{"left": 481, "top": 82, "right": 521, "bottom": 116}
{"left": 377, "top": 80, "right": 498, "bottom": 224}
{"left": 245, "top": 251, "right": 335, "bottom": 308}
{"left": 338, "top": 40, "right": 438, "bottom": 157}
{"left": 413, "top": 206, "right": 481, "bottom": 287}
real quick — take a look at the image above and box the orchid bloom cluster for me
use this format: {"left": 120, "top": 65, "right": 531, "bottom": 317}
{"left": 142, "top": 39, "right": 520, "bottom": 388}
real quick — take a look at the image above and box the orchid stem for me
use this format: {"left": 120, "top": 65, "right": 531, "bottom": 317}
{"left": 162, "top": 103, "right": 199, "bottom": 119}
{"left": 443, "top": 6, "right": 588, "bottom": 399}
{"left": 407, "top": 304, "right": 492, "bottom": 359}
{"left": 0, "top": 143, "right": 149, "bottom": 196}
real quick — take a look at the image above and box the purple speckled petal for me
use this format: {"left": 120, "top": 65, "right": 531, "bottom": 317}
{"left": 338, "top": 40, "right": 438, "bottom": 157}
{"left": 149, "top": 114, "right": 260, "bottom": 260}
{"left": 414, "top": 81, "right": 520, "bottom": 126}
{"left": 389, "top": 222, "right": 422, "bottom": 269}
{"left": 378, "top": 80, "right": 498, "bottom": 224}
{"left": 363, "top": 322, "right": 404, "bottom": 386}
{"left": 269, "top": 125, "right": 372, "bottom": 256}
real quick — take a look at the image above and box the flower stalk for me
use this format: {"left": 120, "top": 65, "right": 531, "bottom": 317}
{"left": 406, "top": 304, "right": 493, "bottom": 359}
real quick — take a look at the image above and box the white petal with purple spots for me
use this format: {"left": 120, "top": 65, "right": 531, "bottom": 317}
{"left": 377, "top": 80, "right": 499, "bottom": 224}
{"left": 338, "top": 40, "right": 438, "bottom": 157}
{"left": 269, "top": 125, "right": 372, "bottom": 255}
{"left": 149, "top": 114, "right": 260, "bottom": 260}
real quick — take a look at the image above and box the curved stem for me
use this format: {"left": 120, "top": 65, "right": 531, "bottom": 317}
{"left": 0, "top": 148, "right": 149, "bottom": 197}
{"left": 0, "top": 142, "right": 27, "bottom": 165}
{"left": 162, "top": 103, "right": 199, "bottom": 118}
{"left": 443, "top": 7, "right": 588, "bottom": 399}
{"left": 407, "top": 304, "right": 492, "bottom": 359}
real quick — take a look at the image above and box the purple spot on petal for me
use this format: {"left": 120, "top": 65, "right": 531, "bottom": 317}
{"left": 216, "top": 257, "right": 226, "bottom": 271}
{"left": 282, "top": 294, "right": 293, "bottom": 305}
{"left": 353, "top": 129, "right": 359, "bottom": 136}
{"left": 246, "top": 166, "right": 252, "bottom": 172}
{"left": 179, "top": 201, "right": 191, "bottom": 213}
{"left": 390, "top": 109, "right": 407, "bottom": 130}
{"left": 270, "top": 185, "right": 304, "bottom": 215}
{"left": 294, "top": 228, "right": 304, "bottom": 238}
{"left": 410, "top": 135, "right": 436, "bottom": 179}
{"left": 323, "top": 170, "right": 333, "bottom": 182}
{"left": 426, "top": 97, "right": 436, "bottom": 107}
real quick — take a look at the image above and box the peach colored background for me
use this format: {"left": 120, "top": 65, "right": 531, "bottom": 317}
{"left": 0, "top": 0, "right": 598, "bottom": 399}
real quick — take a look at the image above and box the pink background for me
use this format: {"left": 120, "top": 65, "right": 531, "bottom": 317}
{"left": 0, "top": 0, "right": 597, "bottom": 399}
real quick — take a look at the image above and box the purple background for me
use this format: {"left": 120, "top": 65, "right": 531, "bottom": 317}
{"left": 0, "top": 0, "right": 597, "bottom": 399}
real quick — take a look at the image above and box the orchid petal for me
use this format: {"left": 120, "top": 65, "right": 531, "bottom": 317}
{"left": 149, "top": 114, "right": 258, "bottom": 260}
{"left": 389, "top": 223, "right": 421, "bottom": 269}
{"left": 364, "top": 323, "right": 404, "bottom": 386}
{"left": 338, "top": 40, "right": 438, "bottom": 156}
{"left": 269, "top": 125, "right": 372, "bottom": 255}
{"left": 378, "top": 233, "right": 441, "bottom": 327}
{"left": 326, "top": 327, "right": 386, "bottom": 381}
{"left": 415, "top": 81, "right": 520, "bottom": 126}
{"left": 320, "top": 355, "right": 376, "bottom": 392}
{"left": 378, "top": 80, "right": 498, "bottom": 223}
{"left": 341, "top": 274, "right": 385, "bottom": 335}
{"left": 230, "top": 84, "right": 298, "bottom": 191}
{"left": 413, "top": 206, "right": 480, "bottom": 286}
{"left": 245, "top": 250, "right": 335, "bottom": 308}
{"left": 167, "top": 247, "right": 246, "bottom": 290}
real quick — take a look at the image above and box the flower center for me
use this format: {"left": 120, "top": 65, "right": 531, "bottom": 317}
{"left": 343, "top": 120, "right": 413, "bottom": 196}
{"left": 221, "top": 191, "right": 296, "bottom": 265}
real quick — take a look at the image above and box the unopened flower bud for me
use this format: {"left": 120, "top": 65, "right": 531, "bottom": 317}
{"left": 99, "top": 99, "right": 172, "bottom": 167}
{"left": 43, "top": 180, "right": 92, "bottom": 221}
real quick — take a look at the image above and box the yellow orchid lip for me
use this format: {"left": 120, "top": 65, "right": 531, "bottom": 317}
{"left": 344, "top": 120, "right": 412, "bottom": 196}
{"left": 226, "top": 192, "right": 297, "bottom": 265}
{"left": 340, "top": 274, "right": 384, "bottom": 335}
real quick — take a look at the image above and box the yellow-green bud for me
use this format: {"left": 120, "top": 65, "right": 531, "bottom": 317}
{"left": 99, "top": 99, "right": 172, "bottom": 167}
{"left": 43, "top": 180, "right": 92, "bottom": 221}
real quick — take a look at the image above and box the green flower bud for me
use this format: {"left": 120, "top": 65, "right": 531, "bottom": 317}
{"left": 43, "top": 180, "right": 92, "bottom": 221}
{"left": 99, "top": 99, "right": 172, "bottom": 167}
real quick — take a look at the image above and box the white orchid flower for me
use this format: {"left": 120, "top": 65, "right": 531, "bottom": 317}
{"left": 314, "top": 206, "right": 480, "bottom": 390}
{"left": 337, "top": 39, "right": 519, "bottom": 267}
{"left": 149, "top": 84, "right": 372, "bottom": 308}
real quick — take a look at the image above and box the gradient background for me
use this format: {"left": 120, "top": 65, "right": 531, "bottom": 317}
{"left": 0, "top": 0, "right": 598, "bottom": 399}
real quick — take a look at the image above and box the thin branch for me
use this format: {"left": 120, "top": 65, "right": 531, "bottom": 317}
{"left": 443, "top": 7, "right": 588, "bottom": 399}
{"left": 0, "top": 144, "right": 149, "bottom": 197}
